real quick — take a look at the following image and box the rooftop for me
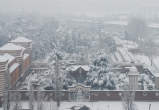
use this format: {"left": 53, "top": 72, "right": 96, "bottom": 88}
{"left": 0, "top": 55, "right": 8, "bottom": 62}
{"left": 0, "top": 43, "right": 25, "bottom": 51}
{"left": 3, "top": 54, "right": 15, "bottom": 63}
{"left": 10, "top": 37, "right": 32, "bottom": 43}
{"left": 66, "top": 65, "right": 90, "bottom": 71}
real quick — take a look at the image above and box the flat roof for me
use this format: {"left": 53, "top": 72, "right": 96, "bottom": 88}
{"left": 10, "top": 37, "right": 32, "bottom": 43}
{"left": 0, "top": 55, "right": 8, "bottom": 62}
{"left": 3, "top": 53, "right": 15, "bottom": 63}
{"left": 0, "top": 43, "right": 25, "bottom": 51}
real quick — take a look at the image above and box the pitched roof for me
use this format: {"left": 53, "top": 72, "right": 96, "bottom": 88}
{"left": 10, "top": 37, "right": 32, "bottom": 43}
{"left": 66, "top": 65, "right": 90, "bottom": 71}
{"left": 0, "top": 43, "right": 25, "bottom": 51}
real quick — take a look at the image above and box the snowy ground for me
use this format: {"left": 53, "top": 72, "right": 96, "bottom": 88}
{"left": 9, "top": 101, "right": 159, "bottom": 110}
{"left": 60, "top": 101, "right": 159, "bottom": 110}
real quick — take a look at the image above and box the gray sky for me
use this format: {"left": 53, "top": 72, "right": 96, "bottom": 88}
{"left": 0, "top": 0, "right": 158, "bottom": 16}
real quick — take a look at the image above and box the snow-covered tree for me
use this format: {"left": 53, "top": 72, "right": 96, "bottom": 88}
{"left": 138, "top": 73, "right": 155, "bottom": 90}
{"left": 87, "top": 51, "right": 116, "bottom": 90}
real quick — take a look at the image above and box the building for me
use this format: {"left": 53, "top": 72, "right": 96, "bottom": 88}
{"left": 66, "top": 65, "right": 90, "bottom": 83}
{"left": 0, "top": 37, "right": 32, "bottom": 105}
{"left": 9, "top": 37, "right": 32, "bottom": 54}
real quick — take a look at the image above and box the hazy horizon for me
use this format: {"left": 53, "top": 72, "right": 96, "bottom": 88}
{"left": 0, "top": 0, "right": 159, "bottom": 16}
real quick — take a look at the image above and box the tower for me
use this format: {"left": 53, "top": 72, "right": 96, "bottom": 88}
{"left": 128, "top": 67, "right": 139, "bottom": 90}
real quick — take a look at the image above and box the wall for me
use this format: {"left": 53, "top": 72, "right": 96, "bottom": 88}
{"left": 8, "top": 90, "right": 159, "bottom": 101}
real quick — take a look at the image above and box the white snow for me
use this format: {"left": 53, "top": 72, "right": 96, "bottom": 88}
{"left": 3, "top": 53, "right": 15, "bottom": 63}
{"left": 61, "top": 101, "right": 159, "bottom": 110}
{"left": 10, "top": 37, "right": 32, "bottom": 43}
{"left": 66, "top": 65, "right": 90, "bottom": 71}
{"left": 0, "top": 43, "right": 25, "bottom": 51}
{"left": 117, "top": 48, "right": 131, "bottom": 62}
{"left": 135, "top": 54, "right": 151, "bottom": 66}
{"left": 0, "top": 53, "right": 15, "bottom": 63}
{"left": 113, "top": 37, "right": 138, "bottom": 49}
{"left": 9, "top": 101, "right": 159, "bottom": 110}
{"left": 0, "top": 55, "right": 8, "bottom": 62}
{"left": 9, "top": 63, "right": 19, "bottom": 73}
{"left": 114, "top": 52, "right": 123, "bottom": 62}
{"left": 110, "top": 54, "right": 117, "bottom": 63}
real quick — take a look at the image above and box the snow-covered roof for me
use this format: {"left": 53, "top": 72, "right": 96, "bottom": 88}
{"left": 0, "top": 43, "right": 25, "bottom": 51}
{"left": 68, "top": 83, "right": 91, "bottom": 88}
{"left": 135, "top": 54, "right": 151, "bottom": 66}
{"left": 128, "top": 67, "right": 139, "bottom": 75}
{"left": 66, "top": 65, "right": 90, "bottom": 71}
{"left": 8, "top": 101, "right": 159, "bottom": 110}
{"left": 3, "top": 54, "right": 15, "bottom": 63}
{"left": 113, "top": 37, "right": 138, "bottom": 49}
{"left": 9, "top": 63, "right": 19, "bottom": 73}
{"left": 10, "top": 37, "right": 32, "bottom": 43}
{"left": 0, "top": 53, "right": 15, "bottom": 63}
{"left": 0, "top": 55, "right": 8, "bottom": 62}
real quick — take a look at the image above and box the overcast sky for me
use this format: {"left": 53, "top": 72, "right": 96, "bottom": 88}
{"left": 0, "top": 0, "right": 158, "bottom": 16}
